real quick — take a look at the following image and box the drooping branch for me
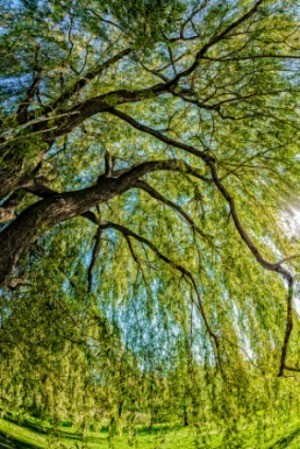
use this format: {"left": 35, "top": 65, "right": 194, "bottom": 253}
{"left": 87, "top": 226, "right": 103, "bottom": 292}
{"left": 135, "top": 180, "right": 210, "bottom": 242}
{"left": 0, "top": 0, "right": 298, "bottom": 382}
{"left": 98, "top": 220, "right": 220, "bottom": 362}
{"left": 207, "top": 161, "right": 294, "bottom": 376}
{"left": 110, "top": 109, "right": 294, "bottom": 278}
{"left": 208, "top": 163, "right": 293, "bottom": 281}
{"left": 107, "top": 108, "right": 296, "bottom": 374}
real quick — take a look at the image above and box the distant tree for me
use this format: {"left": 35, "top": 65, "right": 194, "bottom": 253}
{"left": 0, "top": 0, "right": 300, "bottom": 423}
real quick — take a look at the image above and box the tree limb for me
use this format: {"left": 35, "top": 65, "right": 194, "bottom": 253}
{"left": 162, "top": 0, "right": 264, "bottom": 90}
{"left": 107, "top": 107, "right": 215, "bottom": 163}
{"left": 98, "top": 220, "right": 220, "bottom": 362}
{"left": 87, "top": 226, "right": 103, "bottom": 292}
{"left": 207, "top": 161, "right": 294, "bottom": 376}
{"left": 0, "top": 158, "right": 208, "bottom": 284}
{"left": 134, "top": 179, "right": 210, "bottom": 241}
{"left": 43, "top": 48, "right": 131, "bottom": 114}
{"left": 16, "top": 72, "right": 42, "bottom": 125}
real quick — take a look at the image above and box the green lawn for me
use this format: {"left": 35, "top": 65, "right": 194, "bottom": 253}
{"left": 1, "top": 416, "right": 300, "bottom": 449}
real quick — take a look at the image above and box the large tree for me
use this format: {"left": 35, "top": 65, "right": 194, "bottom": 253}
{"left": 0, "top": 0, "right": 300, "bottom": 419}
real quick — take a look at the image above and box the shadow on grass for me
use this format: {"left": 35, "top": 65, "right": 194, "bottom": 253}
{"left": 4, "top": 416, "right": 102, "bottom": 443}
{"left": 0, "top": 431, "right": 37, "bottom": 449}
{"left": 269, "top": 427, "right": 300, "bottom": 449}
{"left": 6, "top": 414, "right": 183, "bottom": 441}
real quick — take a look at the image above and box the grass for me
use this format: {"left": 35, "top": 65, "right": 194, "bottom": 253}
{"left": 1, "top": 415, "right": 300, "bottom": 449}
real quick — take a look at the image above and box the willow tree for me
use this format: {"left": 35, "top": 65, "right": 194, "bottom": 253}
{"left": 1, "top": 0, "right": 300, "bottom": 422}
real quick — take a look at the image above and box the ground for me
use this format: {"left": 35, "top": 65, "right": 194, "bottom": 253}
{"left": 0, "top": 415, "right": 300, "bottom": 449}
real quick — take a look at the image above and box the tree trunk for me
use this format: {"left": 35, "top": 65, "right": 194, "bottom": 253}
{"left": 0, "top": 159, "right": 180, "bottom": 285}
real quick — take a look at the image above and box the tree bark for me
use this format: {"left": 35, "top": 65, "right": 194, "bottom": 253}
{"left": 0, "top": 159, "right": 186, "bottom": 285}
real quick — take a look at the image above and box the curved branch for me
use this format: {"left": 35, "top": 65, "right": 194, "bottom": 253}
{"left": 135, "top": 179, "right": 210, "bottom": 241}
{"left": 208, "top": 162, "right": 292, "bottom": 281}
{"left": 107, "top": 108, "right": 215, "bottom": 163}
{"left": 207, "top": 161, "right": 294, "bottom": 375}
{"left": 162, "top": 0, "right": 264, "bottom": 90}
{"left": 99, "top": 220, "right": 220, "bottom": 361}
{"left": 107, "top": 108, "right": 294, "bottom": 289}
{"left": 108, "top": 106, "right": 296, "bottom": 370}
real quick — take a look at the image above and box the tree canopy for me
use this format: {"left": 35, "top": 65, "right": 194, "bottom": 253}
{"left": 0, "top": 0, "right": 300, "bottom": 435}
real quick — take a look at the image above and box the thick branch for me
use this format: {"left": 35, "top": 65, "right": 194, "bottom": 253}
{"left": 0, "top": 159, "right": 204, "bottom": 284}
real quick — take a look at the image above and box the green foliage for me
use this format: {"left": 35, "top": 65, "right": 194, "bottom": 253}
{"left": 97, "top": 0, "right": 186, "bottom": 48}
{"left": 0, "top": 0, "right": 300, "bottom": 443}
